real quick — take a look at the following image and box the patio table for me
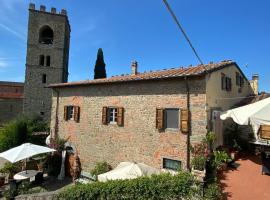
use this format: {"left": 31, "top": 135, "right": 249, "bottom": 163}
{"left": 13, "top": 170, "right": 38, "bottom": 181}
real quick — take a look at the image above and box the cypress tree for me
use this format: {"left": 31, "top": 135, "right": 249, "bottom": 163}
{"left": 94, "top": 48, "right": 107, "bottom": 79}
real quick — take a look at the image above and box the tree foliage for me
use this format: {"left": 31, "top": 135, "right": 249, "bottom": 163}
{"left": 94, "top": 48, "right": 106, "bottom": 79}
{"left": 0, "top": 115, "right": 48, "bottom": 152}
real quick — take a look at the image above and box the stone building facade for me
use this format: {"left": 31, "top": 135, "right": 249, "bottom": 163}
{"left": 0, "top": 81, "right": 24, "bottom": 126}
{"left": 49, "top": 61, "right": 254, "bottom": 171}
{"left": 23, "top": 4, "right": 70, "bottom": 123}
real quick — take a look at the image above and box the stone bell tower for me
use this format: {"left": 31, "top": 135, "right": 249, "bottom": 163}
{"left": 23, "top": 3, "right": 70, "bottom": 122}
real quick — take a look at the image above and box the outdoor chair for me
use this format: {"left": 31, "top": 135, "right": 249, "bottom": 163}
{"left": 261, "top": 152, "right": 270, "bottom": 175}
{"left": 34, "top": 172, "right": 44, "bottom": 184}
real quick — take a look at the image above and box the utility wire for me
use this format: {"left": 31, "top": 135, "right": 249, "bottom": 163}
{"left": 162, "top": 0, "right": 204, "bottom": 65}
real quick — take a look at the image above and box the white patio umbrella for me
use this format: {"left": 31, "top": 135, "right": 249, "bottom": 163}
{"left": 0, "top": 143, "right": 56, "bottom": 163}
{"left": 220, "top": 97, "right": 270, "bottom": 140}
{"left": 98, "top": 162, "right": 160, "bottom": 182}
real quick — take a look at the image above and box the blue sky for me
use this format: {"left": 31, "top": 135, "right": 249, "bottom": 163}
{"left": 0, "top": 0, "right": 269, "bottom": 92}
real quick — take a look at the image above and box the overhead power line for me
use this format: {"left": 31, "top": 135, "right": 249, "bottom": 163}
{"left": 162, "top": 0, "right": 204, "bottom": 65}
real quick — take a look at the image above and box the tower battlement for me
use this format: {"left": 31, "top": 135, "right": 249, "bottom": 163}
{"left": 29, "top": 3, "right": 67, "bottom": 16}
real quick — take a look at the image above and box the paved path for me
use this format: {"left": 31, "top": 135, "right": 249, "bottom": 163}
{"left": 220, "top": 153, "right": 270, "bottom": 200}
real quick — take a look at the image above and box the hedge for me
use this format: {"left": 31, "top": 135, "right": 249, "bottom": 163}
{"left": 56, "top": 171, "right": 200, "bottom": 200}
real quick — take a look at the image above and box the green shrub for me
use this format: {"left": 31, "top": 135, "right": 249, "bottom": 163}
{"left": 56, "top": 172, "right": 199, "bottom": 200}
{"left": 0, "top": 119, "right": 27, "bottom": 152}
{"left": 204, "top": 182, "right": 223, "bottom": 200}
{"left": 90, "top": 162, "right": 111, "bottom": 176}
{"left": 212, "top": 151, "right": 231, "bottom": 170}
{"left": 192, "top": 155, "right": 207, "bottom": 171}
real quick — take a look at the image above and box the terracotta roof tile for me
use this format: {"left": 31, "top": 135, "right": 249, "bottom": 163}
{"left": 49, "top": 60, "right": 235, "bottom": 88}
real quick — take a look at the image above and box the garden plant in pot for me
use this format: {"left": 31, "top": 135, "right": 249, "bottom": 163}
{"left": 212, "top": 150, "right": 231, "bottom": 173}
{"left": 230, "top": 139, "right": 241, "bottom": 161}
{"left": 191, "top": 155, "right": 206, "bottom": 182}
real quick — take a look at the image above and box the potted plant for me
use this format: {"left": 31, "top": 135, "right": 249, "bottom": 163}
{"left": 230, "top": 139, "right": 241, "bottom": 161}
{"left": 191, "top": 155, "right": 206, "bottom": 182}
{"left": 212, "top": 150, "right": 231, "bottom": 172}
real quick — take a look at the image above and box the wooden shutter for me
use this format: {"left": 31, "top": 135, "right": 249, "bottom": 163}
{"left": 181, "top": 109, "right": 189, "bottom": 133}
{"left": 117, "top": 107, "right": 124, "bottom": 126}
{"left": 64, "top": 106, "right": 68, "bottom": 121}
{"left": 156, "top": 108, "right": 164, "bottom": 130}
{"left": 260, "top": 125, "right": 270, "bottom": 139}
{"left": 102, "top": 107, "right": 108, "bottom": 125}
{"left": 74, "top": 106, "right": 80, "bottom": 123}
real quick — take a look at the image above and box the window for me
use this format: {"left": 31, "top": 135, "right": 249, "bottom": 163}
{"left": 39, "top": 55, "right": 45, "bottom": 66}
{"left": 165, "top": 108, "right": 179, "bottom": 129}
{"left": 102, "top": 107, "right": 124, "bottom": 126}
{"left": 39, "top": 26, "right": 54, "bottom": 44}
{"left": 221, "top": 74, "right": 231, "bottom": 91}
{"left": 225, "top": 77, "right": 232, "bottom": 91}
{"left": 64, "top": 106, "right": 80, "bottom": 122}
{"left": 221, "top": 74, "right": 226, "bottom": 90}
{"left": 156, "top": 108, "right": 188, "bottom": 132}
{"left": 108, "top": 107, "right": 118, "bottom": 124}
{"left": 163, "top": 158, "right": 181, "bottom": 171}
{"left": 67, "top": 106, "right": 74, "bottom": 120}
{"left": 236, "top": 72, "right": 244, "bottom": 87}
{"left": 46, "top": 56, "right": 50, "bottom": 66}
{"left": 42, "top": 74, "right": 47, "bottom": 83}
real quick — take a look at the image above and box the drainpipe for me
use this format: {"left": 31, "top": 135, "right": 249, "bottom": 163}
{"left": 185, "top": 76, "right": 191, "bottom": 171}
{"left": 52, "top": 88, "right": 60, "bottom": 148}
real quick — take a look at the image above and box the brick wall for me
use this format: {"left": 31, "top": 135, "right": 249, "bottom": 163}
{"left": 0, "top": 82, "right": 24, "bottom": 126}
{"left": 50, "top": 78, "right": 207, "bottom": 171}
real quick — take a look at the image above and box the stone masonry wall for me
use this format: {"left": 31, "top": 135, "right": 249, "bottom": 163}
{"left": 50, "top": 78, "right": 207, "bottom": 171}
{"left": 23, "top": 7, "right": 70, "bottom": 123}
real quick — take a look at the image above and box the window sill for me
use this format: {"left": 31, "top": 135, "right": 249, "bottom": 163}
{"left": 165, "top": 128, "right": 180, "bottom": 133}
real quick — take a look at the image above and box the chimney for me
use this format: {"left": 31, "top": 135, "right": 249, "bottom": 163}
{"left": 51, "top": 7, "right": 56, "bottom": 14}
{"left": 40, "top": 5, "right": 46, "bottom": 12}
{"left": 29, "top": 3, "right": 35, "bottom": 10}
{"left": 131, "top": 61, "right": 138, "bottom": 75}
{"left": 250, "top": 74, "right": 259, "bottom": 95}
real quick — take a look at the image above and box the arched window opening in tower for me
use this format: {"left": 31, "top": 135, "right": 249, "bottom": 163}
{"left": 39, "top": 26, "right": 54, "bottom": 44}
{"left": 39, "top": 55, "right": 45, "bottom": 65}
{"left": 46, "top": 56, "right": 51, "bottom": 66}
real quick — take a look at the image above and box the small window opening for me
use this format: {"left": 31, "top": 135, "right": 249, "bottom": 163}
{"left": 40, "top": 112, "right": 44, "bottom": 116}
{"left": 39, "top": 26, "right": 54, "bottom": 44}
{"left": 39, "top": 55, "right": 45, "bottom": 66}
{"left": 67, "top": 106, "right": 75, "bottom": 120}
{"left": 42, "top": 74, "right": 47, "bottom": 84}
{"left": 46, "top": 56, "right": 50, "bottom": 66}
{"left": 108, "top": 107, "right": 118, "bottom": 124}
{"left": 163, "top": 158, "right": 181, "bottom": 171}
